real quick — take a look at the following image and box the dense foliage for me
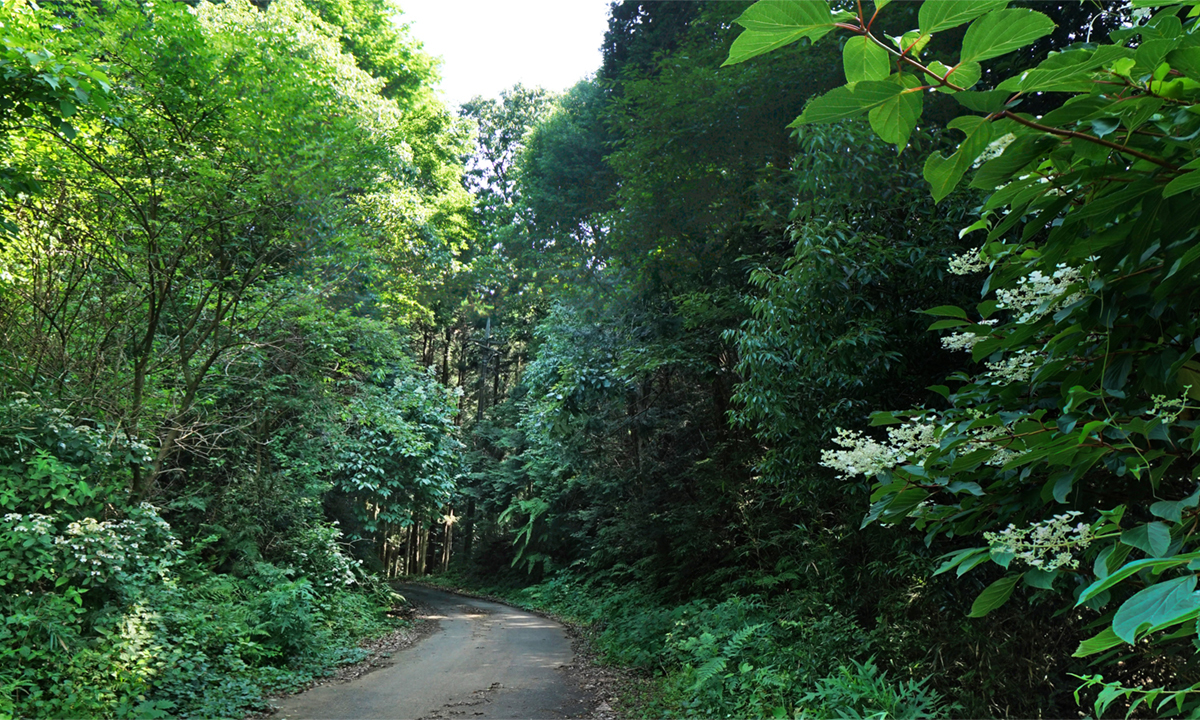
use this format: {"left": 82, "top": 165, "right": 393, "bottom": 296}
{"left": 446, "top": 1, "right": 1200, "bottom": 718}
{"left": 0, "top": 0, "right": 465, "bottom": 714}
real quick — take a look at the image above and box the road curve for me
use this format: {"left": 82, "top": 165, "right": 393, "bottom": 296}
{"left": 272, "top": 583, "right": 592, "bottom": 720}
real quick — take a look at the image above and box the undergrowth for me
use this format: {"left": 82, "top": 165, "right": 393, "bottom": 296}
{"left": 0, "top": 399, "right": 405, "bottom": 718}
{"left": 417, "top": 570, "right": 953, "bottom": 720}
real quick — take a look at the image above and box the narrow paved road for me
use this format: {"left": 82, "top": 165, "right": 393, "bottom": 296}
{"left": 273, "top": 584, "right": 592, "bottom": 720}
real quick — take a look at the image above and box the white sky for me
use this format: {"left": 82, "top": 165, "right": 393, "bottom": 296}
{"left": 397, "top": 1, "right": 613, "bottom": 109}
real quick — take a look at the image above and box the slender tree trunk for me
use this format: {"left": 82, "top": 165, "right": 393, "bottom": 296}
{"left": 477, "top": 317, "right": 490, "bottom": 421}
{"left": 442, "top": 511, "right": 453, "bottom": 573}
{"left": 417, "top": 522, "right": 430, "bottom": 576}
{"left": 406, "top": 522, "right": 416, "bottom": 576}
{"left": 492, "top": 350, "right": 500, "bottom": 407}
{"left": 463, "top": 498, "right": 475, "bottom": 563}
{"left": 381, "top": 521, "right": 391, "bottom": 578}
{"left": 409, "top": 520, "right": 420, "bottom": 575}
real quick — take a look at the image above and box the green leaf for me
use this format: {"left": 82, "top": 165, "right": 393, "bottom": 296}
{"left": 971, "top": 134, "right": 1058, "bottom": 190}
{"left": 918, "top": 0, "right": 1008, "bottom": 35}
{"left": 868, "top": 74, "right": 923, "bottom": 149}
{"left": 968, "top": 574, "right": 1023, "bottom": 617}
{"left": 792, "top": 80, "right": 909, "bottom": 126}
{"left": 922, "top": 304, "right": 968, "bottom": 319}
{"left": 924, "top": 116, "right": 994, "bottom": 202}
{"left": 1023, "top": 568, "right": 1057, "bottom": 589}
{"left": 1072, "top": 627, "right": 1125, "bottom": 657}
{"left": 1163, "top": 170, "right": 1200, "bottom": 198}
{"left": 957, "top": 550, "right": 993, "bottom": 576}
{"left": 953, "top": 89, "right": 1011, "bottom": 113}
{"left": 894, "top": 30, "right": 932, "bottom": 57}
{"left": 1000, "top": 45, "right": 1132, "bottom": 93}
{"left": 724, "top": 0, "right": 838, "bottom": 67}
{"left": 934, "top": 546, "right": 989, "bottom": 576}
{"left": 1077, "top": 553, "right": 1200, "bottom": 604}
{"left": 1052, "top": 472, "right": 1073, "bottom": 504}
{"left": 1150, "top": 487, "right": 1200, "bottom": 524}
{"left": 843, "top": 36, "right": 892, "bottom": 82}
{"left": 1111, "top": 575, "right": 1200, "bottom": 643}
{"left": 1167, "top": 47, "right": 1200, "bottom": 80}
{"left": 928, "top": 318, "right": 970, "bottom": 330}
{"left": 960, "top": 9, "right": 1056, "bottom": 64}
{"left": 1121, "top": 522, "right": 1172, "bottom": 558}
{"left": 946, "top": 61, "right": 982, "bottom": 89}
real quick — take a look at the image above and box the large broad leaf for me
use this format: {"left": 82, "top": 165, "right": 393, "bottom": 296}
{"left": 1150, "top": 487, "right": 1200, "bottom": 524}
{"left": 1077, "top": 553, "right": 1200, "bottom": 604}
{"left": 1111, "top": 575, "right": 1200, "bottom": 643}
{"left": 923, "top": 115, "right": 993, "bottom": 202}
{"left": 1072, "top": 627, "right": 1125, "bottom": 657}
{"left": 968, "top": 574, "right": 1022, "bottom": 617}
{"left": 724, "top": 0, "right": 838, "bottom": 67}
{"left": 868, "top": 74, "right": 923, "bottom": 149}
{"left": 953, "top": 89, "right": 1011, "bottom": 113}
{"left": 918, "top": 0, "right": 1008, "bottom": 35}
{"left": 999, "top": 45, "right": 1133, "bottom": 93}
{"left": 843, "top": 35, "right": 891, "bottom": 82}
{"left": 1121, "top": 522, "right": 1173, "bottom": 558}
{"left": 1164, "top": 171, "right": 1200, "bottom": 198}
{"left": 1167, "top": 47, "right": 1200, "bottom": 81}
{"left": 970, "top": 134, "right": 1058, "bottom": 190}
{"left": 961, "top": 9, "right": 1056, "bottom": 64}
{"left": 791, "top": 80, "right": 910, "bottom": 126}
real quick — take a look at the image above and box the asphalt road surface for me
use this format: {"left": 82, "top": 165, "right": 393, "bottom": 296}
{"left": 272, "top": 584, "right": 592, "bottom": 720}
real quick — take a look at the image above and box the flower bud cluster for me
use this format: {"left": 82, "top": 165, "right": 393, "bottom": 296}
{"left": 1145, "top": 389, "right": 1191, "bottom": 425}
{"left": 983, "top": 511, "right": 1092, "bottom": 571}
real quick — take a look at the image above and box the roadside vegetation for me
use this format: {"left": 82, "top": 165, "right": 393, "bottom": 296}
{"left": 5, "top": 0, "right": 1200, "bottom": 718}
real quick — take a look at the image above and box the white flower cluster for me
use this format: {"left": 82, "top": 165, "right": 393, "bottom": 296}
{"left": 821, "top": 422, "right": 938, "bottom": 478}
{"left": 941, "top": 320, "right": 998, "bottom": 352}
{"left": 984, "top": 349, "right": 1044, "bottom": 384}
{"left": 42, "top": 505, "right": 180, "bottom": 582}
{"left": 950, "top": 421, "right": 1024, "bottom": 467}
{"left": 995, "top": 264, "right": 1085, "bottom": 323}
{"left": 56, "top": 517, "right": 138, "bottom": 579}
{"left": 4, "top": 513, "right": 55, "bottom": 534}
{"left": 948, "top": 247, "right": 989, "bottom": 276}
{"left": 983, "top": 511, "right": 1093, "bottom": 571}
{"left": 822, "top": 411, "right": 1032, "bottom": 485}
{"left": 973, "top": 133, "right": 1016, "bottom": 168}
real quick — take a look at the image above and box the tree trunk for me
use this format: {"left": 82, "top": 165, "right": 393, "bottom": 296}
{"left": 441, "top": 326, "right": 452, "bottom": 387}
{"left": 441, "top": 511, "right": 453, "bottom": 573}
{"left": 417, "top": 522, "right": 430, "bottom": 575}
{"left": 463, "top": 498, "right": 476, "bottom": 563}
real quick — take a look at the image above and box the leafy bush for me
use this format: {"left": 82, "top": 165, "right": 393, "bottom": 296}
{"left": 446, "top": 568, "right": 943, "bottom": 720}
{"left": 726, "top": 0, "right": 1200, "bottom": 711}
{"left": 0, "top": 398, "right": 398, "bottom": 718}
{"left": 798, "top": 659, "right": 950, "bottom": 720}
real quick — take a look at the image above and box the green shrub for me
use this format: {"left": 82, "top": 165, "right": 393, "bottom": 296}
{"left": 0, "top": 399, "right": 399, "bottom": 718}
{"left": 798, "top": 659, "right": 950, "bottom": 720}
